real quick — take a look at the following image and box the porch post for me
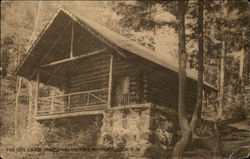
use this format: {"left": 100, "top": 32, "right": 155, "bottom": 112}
{"left": 108, "top": 55, "right": 113, "bottom": 109}
{"left": 34, "top": 72, "right": 40, "bottom": 115}
{"left": 70, "top": 21, "right": 74, "bottom": 58}
{"left": 50, "top": 89, "right": 54, "bottom": 114}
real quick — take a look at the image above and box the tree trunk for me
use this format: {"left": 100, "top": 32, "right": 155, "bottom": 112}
{"left": 190, "top": 0, "right": 204, "bottom": 132}
{"left": 172, "top": 1, "right": 190, "bottom": 159}
{"left": 173, "top": 130, "right": 192, "bottom": 159}
{"left": 14, "top": 44, "right": 21, "bottom": 138}
{"left": 218, "top": 40, "right": 225, "bottom": 119}
{"left": 27, "top": 80, "right": 33, "bottom": 127}
{"left": 240, "top": 30, "right": 245, "bottom": 111}
{"left": 26, "top": 1, "right": 40, "bottom": 127}
{"left": 15, "top": 76, "right": 21, "bottom": 138}
{"left": 28, "top": 1, "right": 41, "bottom": 46}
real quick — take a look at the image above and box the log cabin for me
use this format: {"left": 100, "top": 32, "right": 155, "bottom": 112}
{"left": 15, "top": 8, "right": 217, "bottom": 121}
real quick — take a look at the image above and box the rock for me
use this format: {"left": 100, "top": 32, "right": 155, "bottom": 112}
{"left": 122, "top": 119, "right": 130, "bottom": 129}
{"left": 140, "top": 132, "right": 150, "bottom": 141}
{"left": 99, "top": 105, "right": 178, "bottom": 158}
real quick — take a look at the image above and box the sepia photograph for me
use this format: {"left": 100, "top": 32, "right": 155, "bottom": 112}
{"left": 0, "top": 0, "right": 249, "bottom": 159}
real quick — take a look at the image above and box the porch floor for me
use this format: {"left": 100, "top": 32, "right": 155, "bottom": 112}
{"left": 35, "top": 109, "right": 105, "bottom": 120}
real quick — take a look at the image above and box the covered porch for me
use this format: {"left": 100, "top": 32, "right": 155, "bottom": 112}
{"left": 33, "top": 51, "right": 114, "bottom": 120}
{"left": 15, "top": 9, "right": 121, "bottom": 120}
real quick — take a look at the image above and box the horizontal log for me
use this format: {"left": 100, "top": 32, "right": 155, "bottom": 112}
{"left": 36, "top": 69, "right": 68, "bottom": 81}
{"left": 72, "top": 55, "right": 109, "bottom": 65}
{"left": 69, "top": 99, "right": 108, "bottom": 105}
{"left": 72, "top": 68, "right": 139, "bottom": 83}
{"left": 110, "top": 103, "right": 151, "bottom": 110}
{"left": 72, "top": 75, "right": 109, "bottom": 84}
{"left": 69, "top": 87, "right": 108, "bottom": 93}
{"left": 72, "top": 75, "right": 108, "bottom": 83}
{"left": 35, "top": 109, "right": 105, "bottom": 120}
{"left": 70, "top": 81, "right": 109, "bottom": 88}
{"left": 150, "top": 95, "right": 177, "bottom": 104}
{"left": 40, "top": 48, "right": 107, "bottom": 68}
{"left": 151, "top": 100, "right": 176, "bottom": 108}
{"left": 73, "top": 67, "right": 109, "bottom": 77}
{"left": 76, "top": 64, "right": 110, "bottom": 73}
{"left": 76, "top": 59, "right": 110, "bottom": 69}
{"left": 69, "top": 93, "right": 108, "bottom": 99}
{"left": 77, "top": 67, "right": 109, "bottom": 76}
{"left": 73, "top": 72, "right": 109, "bottom": 78}
{"left": 38, "top": 88, "right": 108, "bottom": 99}
{"left": 73, "top": 72, "right": 109, "bottom": 81}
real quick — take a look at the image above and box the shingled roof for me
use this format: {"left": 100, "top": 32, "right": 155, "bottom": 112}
{"left": 16, "top": 8, "right": 217, "bottom": 90}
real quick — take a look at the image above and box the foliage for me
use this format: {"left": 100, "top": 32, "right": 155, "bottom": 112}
{"left": 111, "top": 0, "right": 249, "bottom": 120}
{"left": 1, "top": 117, "right": 101, "bottom": 159}
{"left": 111, "top": 0, "right": 249, "bottom": 158}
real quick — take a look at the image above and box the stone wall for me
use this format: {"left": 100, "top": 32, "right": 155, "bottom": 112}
{"left": 98, "top": 103, "right": 179, "bottom": 159}
{"left": 21, "top": 103, "right": 178, "bottom": 159}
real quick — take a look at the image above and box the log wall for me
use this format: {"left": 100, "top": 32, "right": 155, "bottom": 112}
{"left": 68, "top": 53, "right": 143, "bottom": 108}
{"left": 68, "top": 54, "right": 109, "bottom": 108}
{"left": 67, "top": 52, "right": 198, "bottom": 111}
{"left": 144, "top": 65, "right": 197, "bottom": 112}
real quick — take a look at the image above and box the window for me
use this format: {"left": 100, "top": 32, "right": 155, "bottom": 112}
{"left": 80, "top": 80, "right": 104, "bottom": 103}
{"left": 113, "top": 76, "right": 130, "bottom": 106}
{"left": 80, "top": 80, "right": 103, "bottom": 91}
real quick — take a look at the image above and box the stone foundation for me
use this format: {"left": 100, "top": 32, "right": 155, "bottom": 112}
{"left": 98, "top": 103, "right": 178, "bottom": 159}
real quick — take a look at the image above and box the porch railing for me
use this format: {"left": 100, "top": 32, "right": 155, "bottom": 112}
{"left": 36, "top": 88, "right": 108, "bottom": 115}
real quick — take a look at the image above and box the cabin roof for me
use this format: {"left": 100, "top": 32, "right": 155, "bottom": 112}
{"left": 15, "top": 8, "right": 217, "bottom": 90}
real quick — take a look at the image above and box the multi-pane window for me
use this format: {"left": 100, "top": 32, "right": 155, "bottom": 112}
{"left": 113, "top": 76, "right": 130, "bottom": 106}
{"left": 80, "top": 80, "right": 103, "bottom": 91}
{"left": 80, "top": 80, "right": 105, "bottom": 105}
